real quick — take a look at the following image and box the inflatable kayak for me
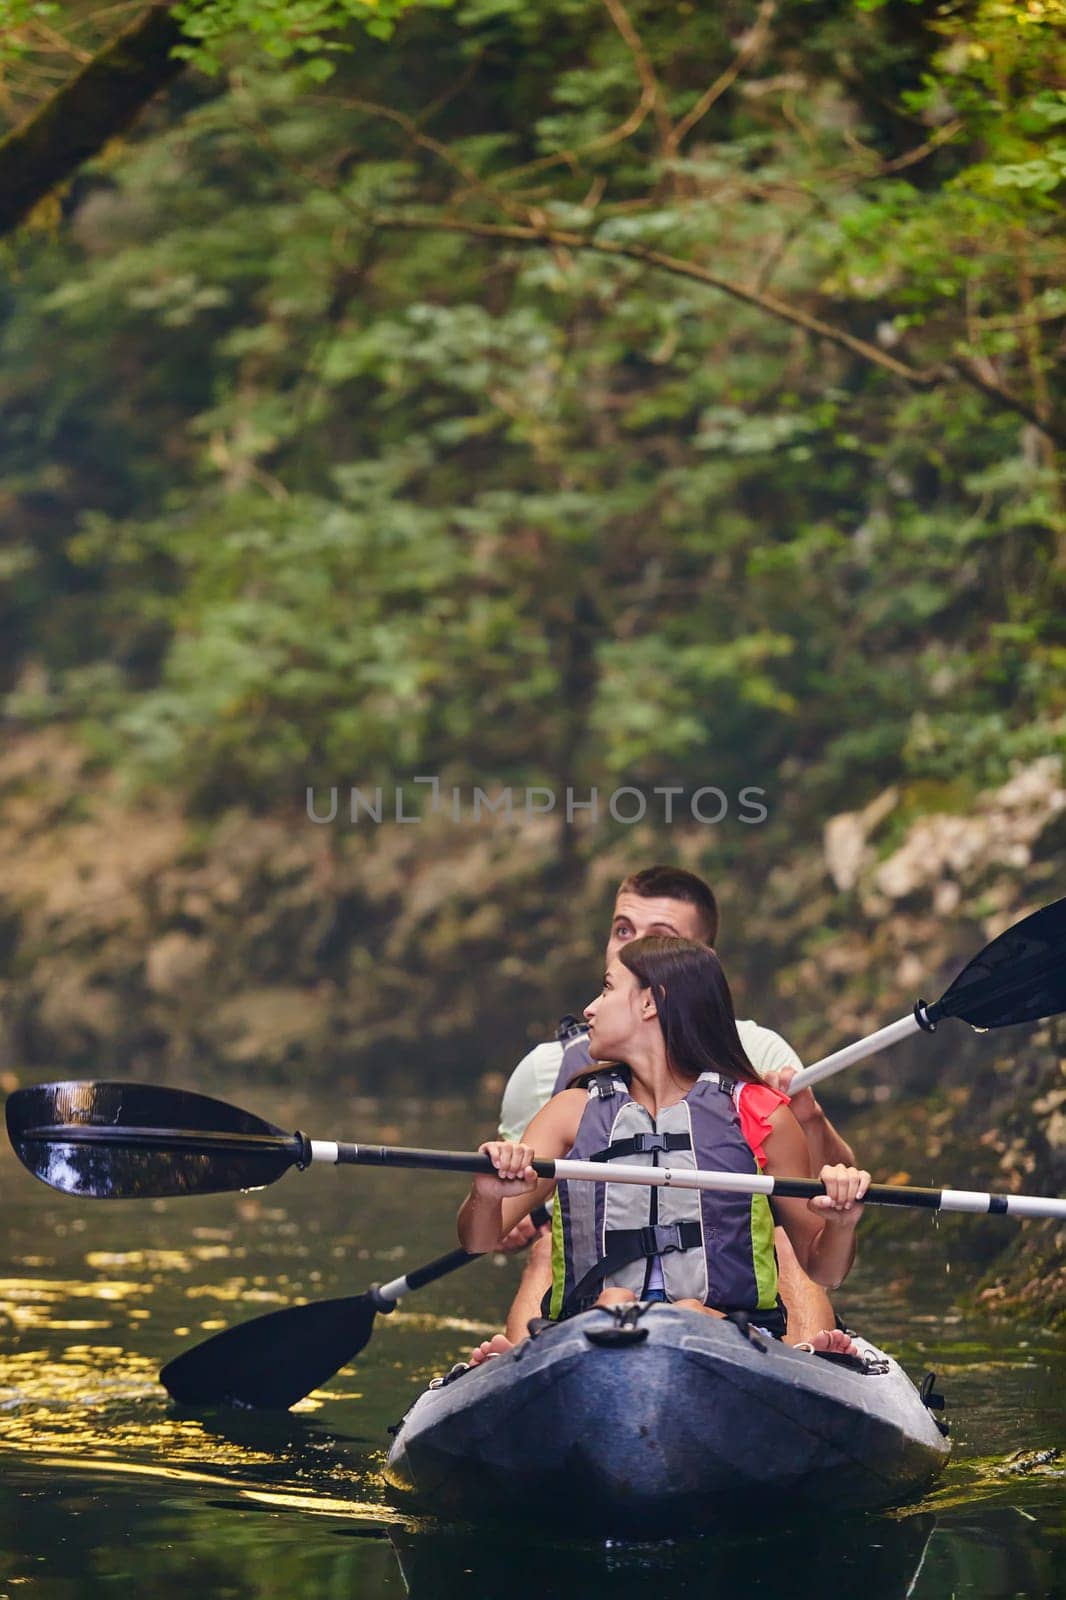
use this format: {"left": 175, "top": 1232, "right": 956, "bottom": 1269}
{"left": 385, "top": 1303, "right": 949, "bottom": 1533}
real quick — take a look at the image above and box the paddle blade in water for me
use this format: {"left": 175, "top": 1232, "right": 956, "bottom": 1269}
{"left": 930, "top": 896, "right": 1066, "bottom": 1030}
{"left": 160, "top": 1295, "right": 378, "bottom": 1408}
{"left": 5, "top": 1080, "right": 300, "bottom": 1199}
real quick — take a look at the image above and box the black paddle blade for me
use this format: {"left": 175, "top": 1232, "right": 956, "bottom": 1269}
{"left": 931, "top": 896, "right": 1066, "bottom": 1030}
{"left": 160, "top": 1294, "right": 377, "bottom": 1409}
{"left": 5, "top": 1080, "right": 300, "bottom": 1199}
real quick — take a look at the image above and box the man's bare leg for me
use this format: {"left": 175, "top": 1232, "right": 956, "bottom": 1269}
{"left": 776, "top": 1228, "right": 834, "bottom": 1343}
{"left": 596, "top": 1291, "right": 721, "bottom": 1320}
{"left": 775, "top": 1228, "right": 858, "bottom": 1353}
{"left": 470, "top": 1227, "right": 855, "bottom": 1365}
{"left": 504, "top": 1231, "right": 553, "bottom": 1343}
{"left": 469, "top": 1234, "right": 552, "bottom": 1365}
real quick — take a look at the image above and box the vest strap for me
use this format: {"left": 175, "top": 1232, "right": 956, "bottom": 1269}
{"left": 588, "top": 1131, "right": 693, "bottom": 1163}
{"left": 563, "top": 1220, "right": 703, "bottom": 1314}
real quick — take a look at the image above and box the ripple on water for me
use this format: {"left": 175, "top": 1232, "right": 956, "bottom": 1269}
{"left": 0, "top": 1341, "right": 384, "bottom": 1502}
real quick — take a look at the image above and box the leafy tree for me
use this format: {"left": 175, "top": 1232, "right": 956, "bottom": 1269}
{"left": 0, "top": 0, "right": 447, "bottom": 232}
{"left": 1, "top": 0, "right": 1062, "bottom": 850}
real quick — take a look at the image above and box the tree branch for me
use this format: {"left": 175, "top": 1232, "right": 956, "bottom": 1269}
{"left": 948, "top": 352, "right": 1064, "bottom": 444}
{"left": 666, "top": 0, "right": 776, "bottom": 157}
{"left": 601, "top": 0, "right": 674, "bottom": 155}
{"left": 367, "top": 211, "right": 1066, "bottom": 443}
{"left": 0, "top": 4, "right": 184, "bottom": 238}
{"left": 327, "top": 93, "right": 536, "bottom": 224}
{"left": 876, "top": 118, "right": 963, "bottom": 176}
{"left": 491, "top": 84, "right": 654, "bottom": 189}
{"left": 371, "top": 210, "right": 930, "bottom": 380}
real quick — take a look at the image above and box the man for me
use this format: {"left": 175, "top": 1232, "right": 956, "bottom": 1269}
{"left": 474, "top": 864, "right": 857, "bottom": 1359}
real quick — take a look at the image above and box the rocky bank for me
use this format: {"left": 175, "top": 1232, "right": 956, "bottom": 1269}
{"left": 1, "top": 733, "right": 1062, "bottom": 1322}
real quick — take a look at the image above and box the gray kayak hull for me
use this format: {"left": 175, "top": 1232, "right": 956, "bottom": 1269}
{"left": 385, "top": 1306, "right": 949, "bottom": 1532}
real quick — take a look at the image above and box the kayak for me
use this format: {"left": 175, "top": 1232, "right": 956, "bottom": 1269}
{"left": 385, "top": 1303, "right": 950, "bottom": 1533}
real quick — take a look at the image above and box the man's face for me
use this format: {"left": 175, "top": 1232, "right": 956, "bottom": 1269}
{"left": 604, "top": 891, "right": 707, "bottom": 966}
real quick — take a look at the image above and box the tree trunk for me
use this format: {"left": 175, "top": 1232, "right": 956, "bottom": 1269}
{"left": 0, "top": 5, "right": 185, "bottom": 237}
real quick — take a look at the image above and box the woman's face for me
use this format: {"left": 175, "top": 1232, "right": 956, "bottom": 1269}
{"left": 583, "top": 958, "right": 654, "bottom": 1059}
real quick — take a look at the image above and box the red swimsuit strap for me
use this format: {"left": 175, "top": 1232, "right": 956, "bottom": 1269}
{"left": 735, "top": 1080, "right": 790, "bottom": 1169}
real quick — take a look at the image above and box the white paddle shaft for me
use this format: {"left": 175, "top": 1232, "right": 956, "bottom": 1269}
{"left": 789, "top": 1012, "right": 924, "bottom": 1092}
{"left": 306, "top": 1142, "right": 1066, "bottom": 1220}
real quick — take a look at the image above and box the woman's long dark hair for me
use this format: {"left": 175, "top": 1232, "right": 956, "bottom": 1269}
{"left": 618, "top": 936, "right": 763, "bottom": 1085}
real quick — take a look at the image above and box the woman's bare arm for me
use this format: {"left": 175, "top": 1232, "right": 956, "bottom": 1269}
{"left": 763, "top": 1105, "right": 869, "bottom": 1291}
{"left": 457, "top": 1090, "right": 584, "bottom": 1252}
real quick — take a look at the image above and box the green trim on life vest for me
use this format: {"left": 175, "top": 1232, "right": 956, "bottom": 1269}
{"left": 549, "top": 1198, "right": 567, "bottom": 1321}
{"left": 750, "top": 1189, "right": 778, "bottom": 1312}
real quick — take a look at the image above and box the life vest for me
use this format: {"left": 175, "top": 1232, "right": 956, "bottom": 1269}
{"left": 552, "top": 1015, "right": 594, "bottom": 1095}
{"left": 549, "top": 1067, "right": 783, "bottom": 1327}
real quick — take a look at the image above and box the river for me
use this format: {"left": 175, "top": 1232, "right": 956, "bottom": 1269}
{"left": 1, "top": 1078, "right": 1062, "bottom": 1598}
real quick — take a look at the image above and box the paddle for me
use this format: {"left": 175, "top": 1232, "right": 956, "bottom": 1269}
{"left": 790, "top": 895, "right": 1066, "bottom": 1093}
{"left": 8, "top": 1079, "right": 1066, "bottom": 1218}
{"left": 160, "top": 1206, "right": 551, "bottom": 1409}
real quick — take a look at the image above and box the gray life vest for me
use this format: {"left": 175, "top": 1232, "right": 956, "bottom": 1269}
{"left": 548, "top": 1067, "right": 781, "bottom": 1325}
{"left": 552, "top": 1016, "right": 594, "bottom": 1095}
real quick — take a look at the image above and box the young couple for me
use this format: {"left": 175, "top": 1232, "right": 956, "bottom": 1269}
{"left": 458, "top": 866, "right": 869, "bottom": 1358}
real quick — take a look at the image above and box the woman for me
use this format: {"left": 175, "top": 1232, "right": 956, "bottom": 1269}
{"left": 458, "top": 937, "right": 869, "bottom": 1336}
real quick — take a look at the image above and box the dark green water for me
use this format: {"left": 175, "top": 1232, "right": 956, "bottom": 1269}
{"left": 1, "top": 1081, "right": 1062, "bottom": 1598}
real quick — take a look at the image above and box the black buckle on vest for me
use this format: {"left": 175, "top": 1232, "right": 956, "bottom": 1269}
{"left": 589, "top": 1130, "right": 693, "bottom": 1162}
{"left": 632, "top": 1131, "right": 668, "bottom": 1154}
{"left": 629, "top": 1221, "right": 701, "bottom": 1258}
{"left": 556, "top": 1014, "right": 588, "bottom": 1043}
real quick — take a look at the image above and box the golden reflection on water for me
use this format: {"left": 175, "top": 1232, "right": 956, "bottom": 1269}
{"left": 1, "top": 1275, "right": 145, "bottom": 1332}
{"left": 389, "top": 1310, "right": 500, "bottom": 1337}
{"left": 0, "top": 1262, "right": 470, "bottom": 1524}
{"left": 0, "top": 1333, "right": 387, "bottom": 1525}
{"left": 240, "top": 1489, "right": 406, "bottom": 1521}
{"left": 0, "top": 1343, "right": 276, "bottom": 1462}
{"left": 5, "top": 1452, "right": 404, "bottom": 1524}
{"left": 84, "top": 1247, "right": 224, "bottom": 1272}
{"left": 902, "top": 1457, "right": 1065, "bottom": 1516}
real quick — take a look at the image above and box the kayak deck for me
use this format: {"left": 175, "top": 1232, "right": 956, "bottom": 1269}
{"left": 385, "top": 1304, "right": 949, "bottom": 1533}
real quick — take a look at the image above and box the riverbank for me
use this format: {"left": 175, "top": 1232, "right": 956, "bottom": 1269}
{"left": 1, "top": 730, "right": 1062, "bottom": 1322}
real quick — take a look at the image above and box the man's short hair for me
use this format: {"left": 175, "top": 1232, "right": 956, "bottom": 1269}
{"left": 616, "top": 865, "right": 719, "bottom": 945}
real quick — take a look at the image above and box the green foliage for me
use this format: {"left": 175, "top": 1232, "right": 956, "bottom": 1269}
{"left": 0, "top": 0, "right": 59, "bottom": 35}
{"left": 0, "top": 1, "right": 454, "bottom": 95}
{"left": 171, "top": 0, "right": 453, "bottom": 74}
{"left": 0, "top": 0, "right": 1063, "bottom": 832}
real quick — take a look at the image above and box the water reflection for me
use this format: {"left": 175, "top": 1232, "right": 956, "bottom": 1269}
{"left": 386, "top": 1505, "right": 1059, "bottom": 1600}
{"left": 389, "top": 1515, "right": 942, "bottom": 1599}
{"left": 1, "top": 1088, "right": 1063, "bottom": 1600}
{"left": 0, "top": 1474, "right": 1057, "bottom": 1600}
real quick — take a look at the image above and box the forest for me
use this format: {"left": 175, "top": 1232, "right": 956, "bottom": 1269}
{"left": 0, "top": 0, "right": 1063, "bottom": 1316}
